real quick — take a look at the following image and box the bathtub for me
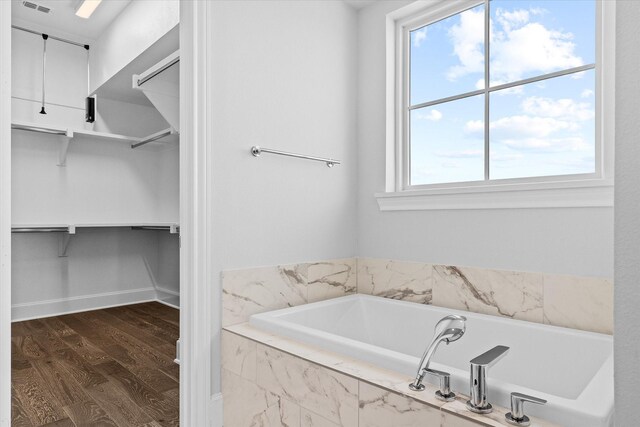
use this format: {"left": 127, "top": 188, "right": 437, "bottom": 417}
{"left": 250, "top": 294, "right": 613, "bottom": 426}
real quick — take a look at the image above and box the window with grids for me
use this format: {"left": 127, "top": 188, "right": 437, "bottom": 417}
{"left": 404, "top": 0, "right": 597, "bottom": 188}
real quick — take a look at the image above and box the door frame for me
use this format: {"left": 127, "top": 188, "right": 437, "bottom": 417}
{"left": 179, "top": 1, "right": 217, "bottom": 426}
{"left": 0, "top": 2, "right": 217, "bottom": 425}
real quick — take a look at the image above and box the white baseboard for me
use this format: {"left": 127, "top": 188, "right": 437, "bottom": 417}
{"left": 156, "top": 285, "right": 180, "bottom": 296}
{"left": 155, "top": 286, "right": 180, "bottom": 309}
{"left": 11, "top": 287, "right": 157, "bottom": 322}
{"left": 210, "top": 393, "right": 223, "bottom": 427}
{"left": 155, "top": 298, "right": 180, "bottom": 310}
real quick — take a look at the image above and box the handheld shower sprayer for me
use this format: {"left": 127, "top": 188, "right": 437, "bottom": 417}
{"left": 409, "top": 314, "right": 466, "bottom": 395}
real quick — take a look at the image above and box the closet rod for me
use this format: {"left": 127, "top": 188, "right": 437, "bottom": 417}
{"left": 12, "top": 123, "right": 68, "bottom": 136}
{"left": 11, "top": 25, "right": 89, "bottom": 49}
{"left": 131, "top": 128, "right": 175, "bottom": 149}
{"left": 11, "top": 227, "right": 68, "bottom": 233}
{"left": 131, "top": 226, "right": 173, "bottom": 231}
{"left": 137, "top": 57, "right": 180, "bottom": 87}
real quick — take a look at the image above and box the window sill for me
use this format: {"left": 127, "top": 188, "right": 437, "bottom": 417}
{"left": 375, "top": 179, "right": 614, "bottom": 211}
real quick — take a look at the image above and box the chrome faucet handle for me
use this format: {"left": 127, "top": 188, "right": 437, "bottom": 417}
{"left": 425, "top": 368, "right": 456, "bottom": 401}
{"left": 505, "top": 392, "right": 547, "bottom": 426}
{"left": 466, "top": 345, "right": 510, "bottom": 414}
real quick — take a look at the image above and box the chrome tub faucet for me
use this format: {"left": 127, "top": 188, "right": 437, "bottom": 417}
{"left": 409, "top": 314, "right": 466, "bottom": 401}
{"left": 466, "top": 345, "right": 510, "bottom": 414}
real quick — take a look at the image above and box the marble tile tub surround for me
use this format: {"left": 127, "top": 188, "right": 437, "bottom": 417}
{"left": 222, "top": 325, "right": 558, "bottom": 427}
{"left": 357, "top": 258, "right": 613, "bottom": 334}
{"left": 222, "top": 257, "right": 612, "bottom": 334}
{"left": 222, "top": 259, "right": 356, "bottom": 326}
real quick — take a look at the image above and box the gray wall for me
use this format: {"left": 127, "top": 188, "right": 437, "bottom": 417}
{"left": 209, "top": 0, "right": 358, "bottom": 392}
{"left": 356, "top": 1, "right": 613, "bottom": 278}
{"left": 614, "top": 1, "right": 640, "bottom": 424}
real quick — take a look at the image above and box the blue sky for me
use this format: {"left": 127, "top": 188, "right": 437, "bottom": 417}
{"left": 409, "top": 0, "right": 596, "bottom": 185}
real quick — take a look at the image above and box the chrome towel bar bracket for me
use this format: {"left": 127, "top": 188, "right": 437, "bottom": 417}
{"left": 251, "top": 146, "right": 340, "bottom": 168}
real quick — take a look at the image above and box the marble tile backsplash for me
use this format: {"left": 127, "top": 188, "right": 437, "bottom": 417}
{"left": 543, "top": 274, "right": 613, "bottom": 334}
{"left": 222, "top": 257, "right": 613, "bottom": 334}
{"left": 431, "top": 265, "right": 544, "bottom": 323}
{"left": 357, "top": 258, "right": 612, "bottom": 334}
{"left": 222, "top": 258, "right": 356, "bottom": 326}
{"left": 307, "top": 259, "right": 357, "bottom": 303}
{"left": 356, "top": 258, "right": 432, "bottom": 304}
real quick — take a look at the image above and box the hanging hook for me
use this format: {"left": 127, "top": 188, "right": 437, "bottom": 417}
{"left": 40, "top": 34, "right": 48, "bottom": 114}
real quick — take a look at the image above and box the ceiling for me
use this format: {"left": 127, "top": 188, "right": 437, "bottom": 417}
{"left": 12, "top": 0, "right": 131, "bottom": 42}
{"left": 343, "top": 0, "right": 376, "bottom": 10}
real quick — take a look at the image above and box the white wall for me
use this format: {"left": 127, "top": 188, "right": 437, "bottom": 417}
{"left": 209, "top": 0, "right": 358, "bottom": 391}
{"left": 95, "top": 98, "right": 170, "bottom": 137}
{"left": 89, "top": 0, "right": 179, "bottom": 94}
{"left": 12, "top": 229, "right": 160, "bottom": 309}
{"left": 156, "top": 232, "right": 180, "bottom": 295}
{"left": 356, "top": 1, "right": 614, "bottom": 278}
{"left": 614, "top": 1, "right": 640, "bottom": 424}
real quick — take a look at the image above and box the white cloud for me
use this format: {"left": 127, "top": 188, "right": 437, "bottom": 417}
{"left": 464, "top": 94, "right": 594, "bottom": 151}
{"left": 464, "top": 119, "right": 484, "bottom": 133}
{"left": 548, "top": 155, "right": 595, "bottom": 169}
{"left": 502, "top": 136, "right": 590, "bottom": 152}
{"left": 491, "top": 153, "right": 524, "bottom": 162}
{"left": 436, "top": 149, "right": 483, "bottom": 158}
{"left": 491, "top": 115, "right": 580, "bottom": 138}
{"left": 413, "top": 28, "right": 427, "bottom": 48}
{"left": 446, "top": 6, "right": 584, "bottom": 84}
{"left": 446, "top": 8, "right": 485, "bottom": 81}
{"left": 440, "top": 160, "right": 463, "bottom": 169}
{"left": 491, "top": 23, "right": 582, "bottom": 82}
{"left": 466, "top": 115, "right": 581, "bottom": 138}
{"left": 581, "top": 89, "right": 594, "bottom": 98}
{"left": 417, "top": 109, "right": 443, "bottom": 121}
{"left": 495, "top": 8, "right": 530, "bottom": 33}
{"left": 521, "top": 96, "right": 594, "bottom": 121}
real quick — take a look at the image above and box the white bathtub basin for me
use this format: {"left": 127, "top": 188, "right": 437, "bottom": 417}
{"left": 250, "top": 294, "right": 613, "bottom": 426}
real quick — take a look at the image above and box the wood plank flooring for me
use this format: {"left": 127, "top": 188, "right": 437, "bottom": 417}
{"left": 11, "top": 302, "right": 179, "bottom": 427}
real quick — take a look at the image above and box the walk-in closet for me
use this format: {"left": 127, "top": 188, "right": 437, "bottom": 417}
{"left": 9, "top": 1, "right": 181, "bottom": 425}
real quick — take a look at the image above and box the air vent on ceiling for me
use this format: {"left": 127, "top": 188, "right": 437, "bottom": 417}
{"left": 22, "top": 1, "right": 52, "bottom": 14}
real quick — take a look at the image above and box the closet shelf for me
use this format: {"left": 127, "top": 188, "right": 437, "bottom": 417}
{"left": 12, "top": 222, "right": 180, "bottom": 234}
{"left": 12, "top": 120, "right": 178, "bottom": 166}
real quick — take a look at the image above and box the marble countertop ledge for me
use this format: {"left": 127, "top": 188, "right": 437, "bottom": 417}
{"left": 223, "top": 322, "right": 558, "bottom": 427}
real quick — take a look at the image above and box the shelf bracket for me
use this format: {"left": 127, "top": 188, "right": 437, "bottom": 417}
{"left": 58, "top": 129, "right": 73, "bottom": 167}
{"left": 57, "top": 225, "right": 76, "bottom": 257}
{"left": 58, "top": 233, "right": 71, "bottom": 257}
{"left": 170, "top": 224, "right": 179, "bottom": 234}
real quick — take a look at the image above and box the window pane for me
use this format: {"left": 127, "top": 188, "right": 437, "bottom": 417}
{"left": 410, "top": 4, "right": 485, "bottom": 105}
{"left": 489, "top": 0, "right": 595, "bottom": 86}
{"left": 410, "top": 94, "right": 485, "bottom": 186}
{"left": 489, "top": 69, "right": 596, "bottom": 180}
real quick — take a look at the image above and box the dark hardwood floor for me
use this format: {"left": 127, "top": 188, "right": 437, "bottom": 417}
{"left": 11, "top": 302, "right": 179, "bottom": 427}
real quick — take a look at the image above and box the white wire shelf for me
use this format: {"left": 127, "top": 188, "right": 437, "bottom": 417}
{"left": 11, "top": 120, "right": 178, "bottom": 165}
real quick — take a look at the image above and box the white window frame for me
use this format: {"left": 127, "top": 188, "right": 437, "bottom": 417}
{"left": 378, "top": 0, "right": 615, "bottom": 210}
